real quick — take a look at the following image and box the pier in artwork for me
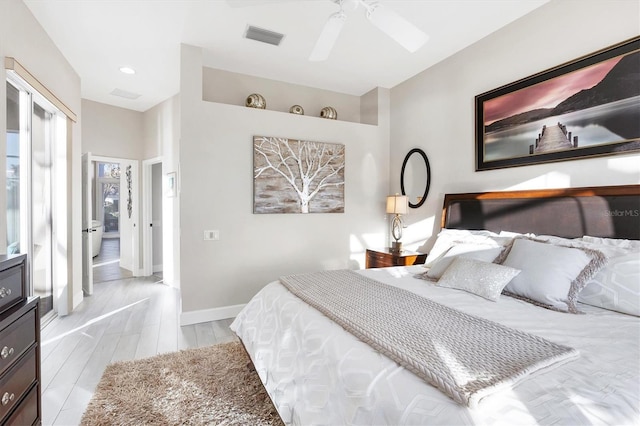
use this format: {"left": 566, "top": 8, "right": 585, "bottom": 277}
{"left": 530, "top": 123, "right": 578, "bottom": 154}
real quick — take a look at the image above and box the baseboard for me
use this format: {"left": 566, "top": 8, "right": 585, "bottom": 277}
{"left": 152, "top": 264, "right": 163, "bottom": 273}
{"left": 180, "top": 304, "right": 246, "bottom": 326}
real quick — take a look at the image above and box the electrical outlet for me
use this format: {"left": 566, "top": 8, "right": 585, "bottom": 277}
{"left": 203, "top": 230, "right": 219, "bottom": 241}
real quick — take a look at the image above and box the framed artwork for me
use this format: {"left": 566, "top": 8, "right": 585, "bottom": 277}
{"left": 475, "top": 36, "right": 640, "bottom": 171}
{"left": 165, "top": 172, "right": 177, "bottom": 198}
{"left": 126, "top": 165, "right": 132, "bottom": 218}
{"left": 253, "top": 136, "right": 345, "bottom": 214}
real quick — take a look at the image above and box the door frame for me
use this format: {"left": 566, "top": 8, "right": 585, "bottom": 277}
{"left": 81, "top": 152, "right": 93, "bottom": 296}
{"left": 142, "top": 157, "right": 162, "bottom": 276}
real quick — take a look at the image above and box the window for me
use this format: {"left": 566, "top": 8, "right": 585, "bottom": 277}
{"left": 96, "top": 162, "right": 121, "bottom": 234}
{"left": 5, "top": 77, "right": 66, "bottom": 320}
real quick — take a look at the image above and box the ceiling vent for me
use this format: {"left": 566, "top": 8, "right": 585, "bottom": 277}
{"left": 110, "top": 88, "right": 141, "bottom": 100}
{"left": 244, "top": 25, "right": 285, "bottom": 46}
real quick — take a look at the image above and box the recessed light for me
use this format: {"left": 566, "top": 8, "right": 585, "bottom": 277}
{"left": 119, "top": 67, "right": 136, "bottom": 75}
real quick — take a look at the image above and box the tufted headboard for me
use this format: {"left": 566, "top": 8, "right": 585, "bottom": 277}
{"left": 442, "top": 185, "right": 640, "bottom": 240}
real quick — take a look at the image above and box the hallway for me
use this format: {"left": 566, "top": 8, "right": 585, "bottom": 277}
{"left": 92, "top": 237, "right": 133, "bottom": 283}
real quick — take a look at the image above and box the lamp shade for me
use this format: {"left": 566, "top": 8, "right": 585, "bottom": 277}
{"left": 386, "top": 194, "right": 408, "bottom": 215}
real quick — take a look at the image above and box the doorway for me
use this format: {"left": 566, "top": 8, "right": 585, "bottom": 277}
{"left": 142, "top": 157, "right": 163, "bottom": 278}
{"left": 92, "top": 161, "right": 132, "bottom": 283}
{"left": 82, "top": 154, "right": 140, "bottom": 294}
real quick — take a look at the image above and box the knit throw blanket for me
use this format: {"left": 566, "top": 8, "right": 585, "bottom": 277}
{"left": 279, "top": 270, "right": 579, "bottom": 407}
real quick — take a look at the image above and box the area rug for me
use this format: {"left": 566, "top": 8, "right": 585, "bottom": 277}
{"left": 80, "top": 341, "right": 284, "bottom": 425}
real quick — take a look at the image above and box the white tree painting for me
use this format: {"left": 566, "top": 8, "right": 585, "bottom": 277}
{"left": 254, "top": 136, "right": 345, "bottom": 214}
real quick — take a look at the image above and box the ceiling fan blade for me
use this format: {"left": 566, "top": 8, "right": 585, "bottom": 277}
{"left": 309, "top": 11, "right": 347, "bottom": 61}
{"left": 365, "top": 2, "right": 428, "bottom": 53}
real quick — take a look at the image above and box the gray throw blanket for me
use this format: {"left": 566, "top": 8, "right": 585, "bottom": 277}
{"left": 279, "top": 270, "right": 579, "bottom": 407}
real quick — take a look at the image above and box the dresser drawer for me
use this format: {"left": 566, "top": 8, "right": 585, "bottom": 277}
{"left": 4, "top": 383, "right": 38, "bottom": 426}
{"left": 0, "top": 308, "right": 37, "bottom": 377}
{"left": 0, "top": 347, "right": 37, "bottom": 421}
{"left": 0, "top": 261, "right": 26, "bottom": 314}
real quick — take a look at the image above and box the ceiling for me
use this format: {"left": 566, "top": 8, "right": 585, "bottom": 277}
{"left": 24, "top": 0, "right": 549, "bottom": 112}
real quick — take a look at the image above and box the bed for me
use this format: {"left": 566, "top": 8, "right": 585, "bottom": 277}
{"left": 230, "top": 185, "right": 640, "bottom": 425}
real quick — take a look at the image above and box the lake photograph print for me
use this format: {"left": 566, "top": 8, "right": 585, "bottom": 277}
{"left": 482, "top": 49, "right": 640, "bottom": 163}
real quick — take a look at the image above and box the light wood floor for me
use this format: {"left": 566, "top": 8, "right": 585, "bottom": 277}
{"left": 40, "top": 276, "right": 238, "bottom": 425}
{"left": 92, "top": 237, "right": 133, "bottom": 283}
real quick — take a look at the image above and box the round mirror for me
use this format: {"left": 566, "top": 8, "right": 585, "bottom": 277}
{"left": 400, "top": 148, "right": 431, "bottom": 208}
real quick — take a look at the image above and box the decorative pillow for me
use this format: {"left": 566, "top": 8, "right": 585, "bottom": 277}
{"left": 501, "top": 237, "right": 607, "bottom": 313}
{"left": 424, "top": 229, "right": 506, "bottom": 267}
{"left": 437, "top": 257, "right": 520, "bottom": 302}
{"left": 578, "top": 252, "right": 640, "bottom": 316}
{"left": 426, "top": 244, "right": 504, "bottom": 280}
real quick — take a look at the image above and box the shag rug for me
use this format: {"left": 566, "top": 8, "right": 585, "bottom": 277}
{"left": 80, "top": 341, "right": 283, "bottom": 426}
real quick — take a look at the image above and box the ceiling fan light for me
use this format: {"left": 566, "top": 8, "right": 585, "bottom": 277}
{"left": 366, "top": 3, "right": 428, "bottom": 53}
{"left": 309, "top": 11, "right": 347, "bottom": 61}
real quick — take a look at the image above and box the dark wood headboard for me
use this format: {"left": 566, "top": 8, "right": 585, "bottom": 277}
{"left": 442, "top": 185, "right": 640, "bottom": 240}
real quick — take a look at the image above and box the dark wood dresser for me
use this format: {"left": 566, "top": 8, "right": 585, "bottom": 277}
{"left": 365, "top": 248, "right": 427, "bottom": 269}
{"left": 0, "top": 254, "right": 40, "bottom": 426}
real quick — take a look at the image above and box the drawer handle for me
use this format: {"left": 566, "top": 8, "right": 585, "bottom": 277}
{"left": 0, "top": 287, "right": 11, "bottom": 298}
{"left": 1, "top": 392, "right": 14, "bottom": 406}
{"left": 0, "top": 346, "right": 14, "bottom": 359}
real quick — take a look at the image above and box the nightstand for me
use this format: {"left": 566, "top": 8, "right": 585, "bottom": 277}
{"left": 365, "top": 248, "right": 427, "bottom": 269}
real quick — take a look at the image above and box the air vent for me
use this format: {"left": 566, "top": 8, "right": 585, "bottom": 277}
{"left": 110, "top": 88, "right": 141, "bottom": 100}
{"left": 244, "top": 25, "right": 285, "bottom": 46}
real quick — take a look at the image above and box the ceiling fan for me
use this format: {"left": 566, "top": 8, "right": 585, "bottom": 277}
{"left": 309, "top": 0, "right": 429, "bottom": 61}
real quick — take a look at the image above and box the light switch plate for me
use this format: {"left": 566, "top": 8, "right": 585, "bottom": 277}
{"left": 204, "top": 230, "right": 219, "bottom": 240}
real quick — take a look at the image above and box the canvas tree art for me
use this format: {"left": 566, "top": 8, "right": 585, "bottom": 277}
{"left": 253, "top": 136, "right": 345, "bottom": 214}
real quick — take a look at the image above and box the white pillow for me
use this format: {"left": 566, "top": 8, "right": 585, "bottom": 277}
{"left": 581, "top": 236, "right": 640, "bottom": 252}
{"left": 499, "top": 230, "right": 536, "bottom": 238}
{"left": 437, "top": 257, "right": 520, "bottom": 302}
{"left": 501, "top": 238, "right": 606, "bottom": 313}
{"left": 424, "top": 229, "right": 505, "bottom": 267}
{"left": 537, "top": 235, "right": 629, "bottom": 259}
{"left": 579, "top": 252, "right": 640, "bottom": 316}
{"left": 426, "top": 244, "right": 503, "bottom": 280}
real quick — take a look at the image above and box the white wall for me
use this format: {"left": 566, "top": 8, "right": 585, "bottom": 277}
{"left": 390, "top": 0, "right": 640, "bottom": 253}
{"left": 202, "top": 67, "right": 363, "bottom": 123}
{"left": 142, "top": 95, "right": 180, "bottom": 287}
{"left": 82, "top": 99, "right": 144, "bottom": 159}
{"left": 0, "top": 0, "right": 82, "bottom": 310}
{"left": 179, "top": 45, "right": 390, "bottom": 321}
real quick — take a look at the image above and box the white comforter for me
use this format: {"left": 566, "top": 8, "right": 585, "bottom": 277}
{"left": 230, "top": 266, "right": 640, "bottom": 426}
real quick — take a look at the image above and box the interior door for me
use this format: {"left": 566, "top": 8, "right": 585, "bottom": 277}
{"left": 81, "top": 152, "right": 93, "bottom": 295}
{"left": 118, "top": 159, "right": 139, "bottom": 275}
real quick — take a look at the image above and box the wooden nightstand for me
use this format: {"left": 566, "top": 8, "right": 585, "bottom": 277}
{"left": 365, "top": 248, "right": 427, "bottom": 269}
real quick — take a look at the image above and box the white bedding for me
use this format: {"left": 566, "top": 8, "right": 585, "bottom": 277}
{"left": 230, "top": 265, "right": 640, "bottom": 425}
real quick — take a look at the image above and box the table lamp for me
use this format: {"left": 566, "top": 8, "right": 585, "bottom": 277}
{"left": 386, "top": 194, "right": 408, "bottom": 252}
